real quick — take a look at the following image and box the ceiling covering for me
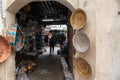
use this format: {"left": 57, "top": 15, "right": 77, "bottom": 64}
{"left": 16, "top": 1, "right": 71, "bottom": 25}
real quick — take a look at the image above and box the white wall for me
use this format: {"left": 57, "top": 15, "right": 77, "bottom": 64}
{"left": 0, "top": 0, "right": 16, "bottom": 80}
{"left": 0, "top": 0, "right": 4, "bottom": 35}
{"left": 96, "top": 0, "right": 120, "bottom": 80}
{"left": 74, "top": 0, "right": 96, "bottom": 80}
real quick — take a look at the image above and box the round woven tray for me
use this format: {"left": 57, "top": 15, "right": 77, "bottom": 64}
{"left": 0, "top": 35, "right": 11, "bottom": 63}
{"left": 73, "top": 32, "right": 90, "bottom": 52}
{"left": 75, "top": 57, "right": 91, "bottom": 78}
{"left": 70, "top": 8, "right": 87, "bottom": 29}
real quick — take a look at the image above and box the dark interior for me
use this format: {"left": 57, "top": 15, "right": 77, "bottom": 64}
{"left": 16, "top": 1, "right": 71, "bottom": 26}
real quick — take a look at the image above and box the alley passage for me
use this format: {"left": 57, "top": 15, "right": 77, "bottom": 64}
{"left": 28, "top": 47, "right": 64, "bottom": 80}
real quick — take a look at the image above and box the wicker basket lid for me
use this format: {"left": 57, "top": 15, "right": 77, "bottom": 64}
{"left": 73, "top": 32, "right": 90, "bottom": 52}
{"left": 70, "top": 8, "right": 87, "bottom": 29}
{"left": 75, "top": 57, "right": 91, "bottom": 78}
{"left": 0, "top": 35, "right": 11, "bottom": 63}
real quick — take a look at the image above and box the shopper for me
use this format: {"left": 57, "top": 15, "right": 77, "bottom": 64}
{"left": 49, "top": 34, "right": 56, "bottom": 55}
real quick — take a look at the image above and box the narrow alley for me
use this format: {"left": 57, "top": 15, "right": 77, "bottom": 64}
{"left": 28, "top": 47, "right": 64, "bottom": 80}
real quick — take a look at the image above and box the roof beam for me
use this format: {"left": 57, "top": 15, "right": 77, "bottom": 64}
{"left": 51, "top": 1, "right": 58, "bottom": 18}
{"left": 38, "top": 3, "right": 48, "bottom": 18}
{"left": 41, "top": 2, "right": 50, "bottom": 16}
{"left": 44, "top": 1, "right": 52, "bottom": 16}
{"left": 48, "top": 1, "right": 56, "bottom": 17}
{"left": 56, "top": 2, "right": 60, "bottom": 15}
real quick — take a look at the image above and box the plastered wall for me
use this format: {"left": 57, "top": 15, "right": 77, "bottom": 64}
{"left": 0, "top": 0, "right": 16, "bottom": 80}
{"left": 96, "top": 0, "right": 120, "bottom": 80}
{"left": 74, "top": 0, "right": 96, "bottom": 80}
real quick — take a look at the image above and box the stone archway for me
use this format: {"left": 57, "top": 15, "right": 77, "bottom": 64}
{"left": 7, "top": 0, "right": 76, "bottom": 14}
{"left": 2, "top": 0, "right": 76, "bottom": 80}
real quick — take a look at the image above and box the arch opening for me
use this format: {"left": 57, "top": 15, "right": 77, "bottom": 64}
{"left": 14, "top": 1, "right": 75, "bottom": 79}
{"left": 7, "top": 0, "right": 75, "bottom": 14}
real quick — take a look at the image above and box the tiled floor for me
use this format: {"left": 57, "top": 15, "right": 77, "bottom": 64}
{"left": 28, "top": 46, "right": 64, "bottom": 80}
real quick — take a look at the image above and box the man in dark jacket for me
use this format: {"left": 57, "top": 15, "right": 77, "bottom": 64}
{"left": 49, "top": 35, "right": 56, "bottom": 55}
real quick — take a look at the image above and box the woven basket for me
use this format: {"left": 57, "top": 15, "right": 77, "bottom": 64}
{"left": 74, "top": 57, "right": 91, "bottom": 78}
{"left": 0, "top": 35, "right": 11, "bottom": 63}
{"left": 73, "top": 32, "right": 90, "bottom": 52}
{"left": 70, "top": 8, "right": 87, "bottom": 29}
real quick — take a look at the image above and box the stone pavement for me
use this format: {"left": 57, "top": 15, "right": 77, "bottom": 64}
{"left": 28, "top": 47, "right": 64, "bottom": 80}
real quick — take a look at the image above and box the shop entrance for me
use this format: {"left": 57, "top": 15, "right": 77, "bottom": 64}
{"left": 14, "top": 1, "right": 75, "bottom": 80}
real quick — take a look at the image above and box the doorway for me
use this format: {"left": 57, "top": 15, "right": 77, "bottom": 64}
{"left": 14, "top": 1, "right": 74, "bottom": 80}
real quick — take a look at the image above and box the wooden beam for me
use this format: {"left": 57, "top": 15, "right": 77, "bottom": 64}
{"left": 60, "top": 3, "right": 64, "bottom": 14}
{"left": 44, "top": 1, "right": 52, "bottom": 16}
{"left": 41, "top": 2, "right": 50, "bottom": 16}
{"left": 38, "top": 3, "right": 48, "bottom": 18}
{"left": 56, "top": 2, "right": 60, "bottom": 15}
{"left": 35, "top": 3, "right": 44, "bottom": 17}
{"left": 48, "top": 1, "right": 56, "bottom": 17}
{"left": 51, "top": 1, "right": 58, "bottom": 17}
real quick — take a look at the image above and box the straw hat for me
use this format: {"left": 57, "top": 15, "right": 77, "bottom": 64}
{"left": 73, "top": 31, "right": 90, "bottom": 52}
{"left": 70, "top": 8, "right": 87, "bottom": 29}
{"left": 0, "top": 35, "right": 11, "bottom": 63}
{"left": 74, "top": 57, "right": 91, "bottom": 78}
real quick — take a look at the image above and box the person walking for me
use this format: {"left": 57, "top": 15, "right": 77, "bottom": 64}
{"left": 49, "top": 34, "right": 56, "bottom": 55}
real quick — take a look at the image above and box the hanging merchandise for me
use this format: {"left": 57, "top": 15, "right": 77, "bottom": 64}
{"left": 8, "top": 25, "right": 25, "bottom": 51}
{"left": 16, "top": 69, "right": 29, "bottom": 80}
{"left": 74, "top": 57, "right": 91, "bottom": 78}
{"left": 15, "top": 26, "right": 25, "bottom": 51}
{"left": 73, "top": 31, "right": 90, "bottom": 53}
{"left": 70, "top": 8, "right": 87, "bottom": 29}
{"left": 0, "top": 35, "right": 11, "bottom": 63}
{"left": 7, "top": 25, "right": 17, "bottom": 44}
